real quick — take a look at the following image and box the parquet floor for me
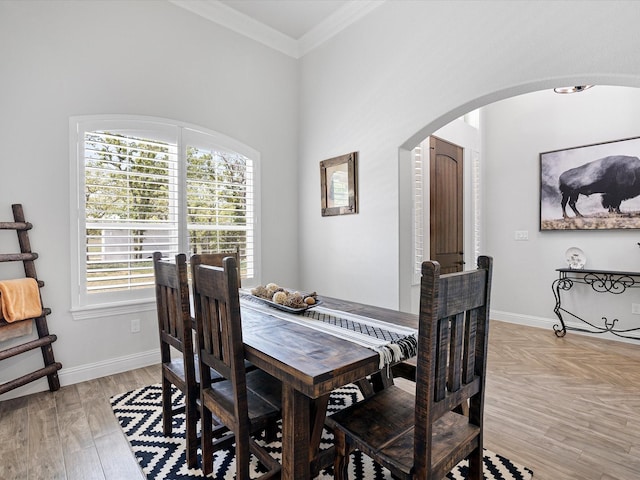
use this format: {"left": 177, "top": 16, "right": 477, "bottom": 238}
{"left": 483, "top": 321, "right": 640, "bottom": 480}
{"left": 0, "top": 320, "right": 639, "bottom": 479}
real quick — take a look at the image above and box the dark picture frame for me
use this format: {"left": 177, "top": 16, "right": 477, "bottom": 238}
{"left": 540, "top": 136, "right": 640, "bottom": 230}
{"left": 320, "top": 152, "right": 358, "bottom": 217}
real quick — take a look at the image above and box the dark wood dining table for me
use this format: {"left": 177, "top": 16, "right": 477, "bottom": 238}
{"left": 239, "top": 295, "right": 418, "bottom": 480}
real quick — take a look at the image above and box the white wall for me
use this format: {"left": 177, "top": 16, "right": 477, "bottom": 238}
{"left": 297, "top": 1, "right": 640, "bottom": 317}
{"left": 4, "top": 0, "right": 640, "bottom": 399}
{"left": 0, "top": 0, "right": 299, "bottom": 398}
{"left": 484, "top": 86, "right": 640, "bottom": 338}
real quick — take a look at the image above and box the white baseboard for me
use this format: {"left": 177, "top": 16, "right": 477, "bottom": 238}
{"left": 490, "top": 309, "right": 640, "bottom": 345}
{"left": 490, "top": 309, "right": 557, "bottom": 329}
{"left": 0, "top": 348, "right": 160, "bottom": 401}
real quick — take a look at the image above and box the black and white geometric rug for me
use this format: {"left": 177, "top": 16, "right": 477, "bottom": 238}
{"left": 110, "top": 384, "right": 533, "bottom": 480}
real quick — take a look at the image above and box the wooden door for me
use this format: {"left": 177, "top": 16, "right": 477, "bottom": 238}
{"left": 430, "top": 136, "right": 463, "bottom": 273}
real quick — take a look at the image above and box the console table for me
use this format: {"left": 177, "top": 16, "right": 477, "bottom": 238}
{"left": 552, "top": 268, "right": 640, "bottom": 340}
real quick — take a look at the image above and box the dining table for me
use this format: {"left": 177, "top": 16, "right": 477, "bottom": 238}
{"left": 238, "top": 292, "right": 418, "bottom": 480}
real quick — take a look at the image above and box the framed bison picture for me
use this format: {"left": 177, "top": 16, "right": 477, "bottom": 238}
{"left": 540, "top": 136, "right": 640, "bottom": 230}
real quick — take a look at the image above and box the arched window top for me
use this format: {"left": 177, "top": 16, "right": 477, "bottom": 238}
{"left": 70, "top": 115, "right": 261, "bottom": 316}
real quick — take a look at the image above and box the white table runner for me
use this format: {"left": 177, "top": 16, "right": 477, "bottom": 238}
{"left": 240, "top": 292, "right": 417, "bottom": 368}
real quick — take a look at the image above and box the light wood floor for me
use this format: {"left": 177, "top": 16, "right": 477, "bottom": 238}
{"left": 1, "top": 320, "right": 639, "bottom": 479}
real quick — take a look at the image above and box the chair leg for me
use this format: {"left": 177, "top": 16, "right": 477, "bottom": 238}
{"left": 161, "top": 377, "right": 173, "bottom": 436}
{"left": 201, "top": 406, "right": 214, "bottom": 475}
{"left": 184, "top": 396, "right": 198, "bottom": 469}
{"left": 235, "top": 427, "right": 251, "bottom": 480}
{"left": 468, "top": 446, "right": 483, "bottom": 479}
{"left": 333, "top": 429, "right": 350, "bottom": 480}
{"left": 263, "top": 420, "right": 279, "bottom": 443}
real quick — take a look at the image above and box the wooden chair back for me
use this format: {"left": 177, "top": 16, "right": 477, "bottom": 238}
{"left": 190, "top": 247, "right": 241, "bottom": 287}
{"left": 152, "top": 252, "right": 199, "bottom": 468}
{"left": 154, "top": 252, "right": 193, "bottom": 363}
{"left": 192, "top": 256, "right": 281, "bottom": 478}
{"left": 192, "top": 257, "right": 244, "bottom": 392}
{"left": 413, "top": 255, "right": 493, "bottom": 478}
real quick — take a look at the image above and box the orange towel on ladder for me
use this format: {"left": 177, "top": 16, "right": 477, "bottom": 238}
{"left": 0, "top": 278, "right": 42, "bottom": 322}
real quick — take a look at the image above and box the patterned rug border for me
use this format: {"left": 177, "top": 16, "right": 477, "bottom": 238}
{"left": 110, "top": 384, "right": 533, "bottom": 480}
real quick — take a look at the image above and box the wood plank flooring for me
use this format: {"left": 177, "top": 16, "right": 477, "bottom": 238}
{"left": 1, "top": 320, "right": 639, "bottom": 479}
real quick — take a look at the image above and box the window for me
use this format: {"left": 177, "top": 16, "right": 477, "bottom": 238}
{"left": 70, "top": 116, "right": 260, "bottom": 313}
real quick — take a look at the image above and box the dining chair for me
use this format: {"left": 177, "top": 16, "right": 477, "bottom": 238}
{"left": 326, "top": 255, "right": 493, "bottom": 480}
{"left": 154, "top": 252, "right": 232, "bottom": 469}
{"left": 190, "top": 246, "right": 242, "bottom": 287}
{"left": 191, "top": 252, "right": 261, "bottom": 375}
{"left": 192, "top": 256, "right": 282, "bottom": 479}
{"left": 153, "top": 252, "right": 200, "bottom": 468}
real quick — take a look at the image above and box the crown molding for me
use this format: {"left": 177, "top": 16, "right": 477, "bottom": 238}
{"left": 169, "top": 0, "right": 385, "bottom": 59}
{"left": 170, "top": 0, "right": 298, "bottom": 57}
{"left": 298, "top": 1, "right": 385, "bottom": 57}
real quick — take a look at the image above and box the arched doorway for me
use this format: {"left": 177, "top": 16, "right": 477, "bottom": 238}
{"left": 399, "top": 81, "right": 640, "bottom": 318}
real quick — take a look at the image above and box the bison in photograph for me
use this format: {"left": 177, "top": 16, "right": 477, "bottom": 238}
{"left": 559, "top": 155, "right": 640, "bottom": 218}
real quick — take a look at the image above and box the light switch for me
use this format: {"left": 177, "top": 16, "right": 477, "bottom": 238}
{"left": 131, "top": 318, "right": 141, "bottom": 333}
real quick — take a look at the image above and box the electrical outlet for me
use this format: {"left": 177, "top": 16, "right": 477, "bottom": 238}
{"left": 632, "top": 304, "right": 640, "bottom": 315}
{"left": 130, "top": 318, "right": 141, "bottom": 333}
{"left": 514, "top": 230, "right": 529, "bottom": 241}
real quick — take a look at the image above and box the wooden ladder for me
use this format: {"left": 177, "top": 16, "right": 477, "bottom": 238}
{"left": 0, "top": 204, "right": 61, "bottom": 395}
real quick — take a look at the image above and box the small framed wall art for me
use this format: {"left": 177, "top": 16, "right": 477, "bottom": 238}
{"left": 320, "top": 152, "right": 358, "bottom": 217}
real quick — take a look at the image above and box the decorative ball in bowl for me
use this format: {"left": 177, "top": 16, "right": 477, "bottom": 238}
{"left": 250, "top": 283, "right": 318, "bottom": 309}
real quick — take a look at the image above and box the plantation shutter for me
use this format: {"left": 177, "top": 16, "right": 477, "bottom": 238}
{"left": 413, "top": 143, "right": 424, "bottom": 278}
{"left": 186, "top": 145, "right": 255, "bottom": 279}
{"left": 83, "top": 130, "right": 179, "bottom": 294}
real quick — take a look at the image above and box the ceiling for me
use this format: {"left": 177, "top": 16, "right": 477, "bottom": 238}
{"left": 170, "top": 0, "right": 384, "bottom": 58}
{"left": 219, "top": 0, "right": 350, "bottom": 40}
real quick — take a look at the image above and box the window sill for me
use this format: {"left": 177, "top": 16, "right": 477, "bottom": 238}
{"left": 71, "top": 298, "right": 156, "bottom": 321}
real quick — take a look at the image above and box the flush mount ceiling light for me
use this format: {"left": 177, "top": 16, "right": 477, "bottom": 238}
{"left": 554, "top": 85, "right": 594, "bottom": 94}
